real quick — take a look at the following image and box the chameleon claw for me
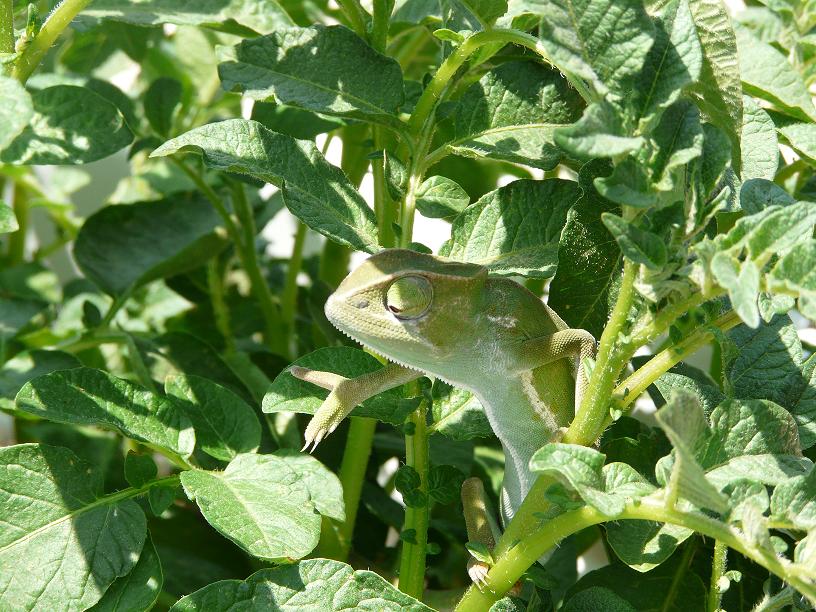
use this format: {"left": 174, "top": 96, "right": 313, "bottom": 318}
{"left": 468, "top": 562, "right": 490, "bottom": 589}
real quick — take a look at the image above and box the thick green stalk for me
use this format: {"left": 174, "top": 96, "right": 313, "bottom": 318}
{"left": 399, "top": 398, "right": 430, "bottom": 599}
{"left": 455, "top": 497, "right": 816, "bottom": 611}
{"left": 0, "top": 0, "right": 13, "bottom": 55}
{"left": 708, "top": 540, "right": 728, "bottom": 612}
{"left": 370, "top": 0, "right": 391, "bottom": 52}
{"left": 207, "top": 258, "right": 234, "bottom": 354}
{"left": 280, "top": 221, "right": 307, "bottom": 360}
{"left": 336, "top": 0, "right": 368, "bottom": 38}
{"left": 12, "top": 0, "right": 93, "bottom": 83}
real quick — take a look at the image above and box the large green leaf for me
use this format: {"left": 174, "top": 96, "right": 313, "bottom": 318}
{"left": 0, "top": 76, "right": 33, "bottom": 153}
{"left": 180, "top": 452, "right": 343, "bottom": 561}
{"left": 534, "top": 0, "right": 654, "bottom": 97}
{"left": 151, "top": 120, "right": 379, "bottom": 253}
{"left": 169, "top": 559, "right": 432, "bottom": 611}
{"left": 687, "top": 0, "right": 742, "bottom": 168}
{"left": 444, "top": 61, "right": 584, "bottom": 170}
{"left": 736, "top": 26, "right": 816, "bottom": 123}
{"left": 549, "top": 162, "right": 622, "bottom": 338}
{"left": 16, "top": 367, "right": 196, "bottom": 458}
{"left": 554, "top": 102, "right": 644, "bottom": 160}
{"left": 88, "top": 536, "right": 163, "bottom": 612}
{"left": 0, "top": 86, "right": 133, "bottom": 165}
{"left": 74, "top": 196, "right": 228, "bottom": 296}
{"left": 439, "top": 179, "right": 579, "bottom": 278}
{"left": 647, "top": 99, "right": 704, "bottom": 190}
{"left": 219, "top": 25, "right": 404, "bottom": 124}
{"left": 81, "top": 0, "right": 294, "bottom": 35}
{"left": 263, "top": 347, "right": 416, "bottom": 425}
{"left": 0, "top": 444, "right": 146, "bottom": 612}
{"left": 166, "top": 374, "right": 262, "bottom": 461}
{"left": 740, "top": 96, "right": 779, "bottom": 181}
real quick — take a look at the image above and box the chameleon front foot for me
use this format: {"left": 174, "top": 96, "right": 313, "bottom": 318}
{"left": 467, "top": 559, "right": 491, "bottom": 589}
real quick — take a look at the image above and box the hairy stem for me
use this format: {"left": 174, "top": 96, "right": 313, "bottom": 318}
{"left": 399, "top": 398, "right": 430, "bottom": 599}
{"left": 708, "top": 540, "right": 728, "bottom": 612}
{"left": 280, "top": 221, "right": 307, "bottom": 360}
{"left": 455, "top": 497, "right": 816, "bottom": 610}
{"left": 12, "top": 0, "right": 93, "bottom": 83}
{"left": 370, "top": 0, "right": 391, "bottom": 52}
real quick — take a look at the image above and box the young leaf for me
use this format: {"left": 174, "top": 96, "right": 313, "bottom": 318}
{"left": 0, "top": 203, "right": 16, "bottom": 234}
{"left": 770, "top": 471, "right": 816, "bottom": 531}
{"left": 16, "top": 367, "right": 196, "bottom": 459}
{"left": 415, "top": 176, "right": 469, "bottom": 219}
{"left": 741, "top": 96, "right": 779, "bottom": 181}
{"left": 88, "top": 535, "right": 163, "bottom": 612}
{"left": 218, "top": 25, "right": 404, "bottom": 124}
{"left": 166, "top": 374, "right": 262, "bottom": 461}
{"left": 81, "top": 0, "right": 294, "bottom": 35}
{"left": 0, "top": 86, "right": 133, "bottom": 165}
{"left": 605, "top": 520, "right": 693, "bottom": 572}
{"left": 439, "top": 179, "right": 579, "bottom": 278}
{"left": 168, "top": 559, "right": 433, "bottom": 611}
{"left": 430, "top": 380, "right": 492, "bottom": 441}
{"left": 534, "top": 0, "right": 654, "bottom": 97}
{"left": 263, "top": 347, "right": 415, "bottom": 425}
{"left": 151, "top": 119, "right": 380, "bottom": 253}
{"left": 444, "top": 61, "right": 584, "bottom": 170}
{"left": 777, "top": 123, "right": 816, "bottom": 167}
{"left": 144, "top": 77, "right": 183, "bottom": 137}
{"left": 0, "top": 76, "right": 33, "bottom": 153}
{"left": 647, "top": 99, "right": 704, "bottom": 190}
{"left": 735, "top": 27, "right": 816, "bottom": 123}
{"left": 446, "top": 0, "right": 508, "bottom": 28}
{"left": 686, "top": 0, "right": 742, "bottom": 167}
{"left": 601, "top": 213, "right": 667, "bottom": 270}
{"left": 0, "top": 444, "right": 147, "bottom": 611}
{"left": 593, "top": 159, "right": 656, "bottom": 208}
{"left": 710, "top": 254, "right": 760, "bottom": 327}
{"left": 124, "top": 451, "right": 158, "bottom": 488}
{"left": 180, "top": 452, "right": 343, "bottom": 561}
{"left": 769, "top": 241, "right": 816, "bottom": 320}
{"left": 554, "top": 102, "right": 644, "bottom": 160}
{"left": 74, "top": 196, "right": 228, "bottom": 296}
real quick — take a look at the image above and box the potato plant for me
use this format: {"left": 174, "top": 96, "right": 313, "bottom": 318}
{"left": 1, "top": 0, "right": 816, "bottom": 610}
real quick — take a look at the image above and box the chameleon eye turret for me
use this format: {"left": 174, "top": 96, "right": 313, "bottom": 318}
{"left": 385, "top": 275, "right": 433, "bottom": 319}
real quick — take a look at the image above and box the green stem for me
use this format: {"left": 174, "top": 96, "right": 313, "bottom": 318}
{"left": 373, "top": 129, "right": 395, "bottom": 247}
{"left": 280, "top": 221, "right": 307, "bottom": 360}
{"left": 455, "top": 497, "right": 816, "bottom": 611}
{"left": 207, "top": 258, "right": 234, "bottom": 354}
{"left": 708, "top": 540, "right": 728, "bottom": 612}
{"left": 11, "top": 0, "right": 94, "bottom": 83}
{"left": 336, "top": 0, "right": 368, "bottom": 38}
{"left": 563, "top": 260, "right": 637, "bottom": 446}
{"left": 0, "top": 0, "right": 13, "bottom": 55}
{"left": 370, "top": 0, "right": 391, "bottom": 52}
{"left": 399, "top": 398, "right": 430, "bottom": 600}
{"left": 7, "top": 182, "right": 27, "bottom": 264}
{"left": 123, "top": 334, "right": 157, "bottom": 394}
{"left": 100, "top": 291, "right": 131, "bottom": 328}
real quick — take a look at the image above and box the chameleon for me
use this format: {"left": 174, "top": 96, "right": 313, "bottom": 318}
{"left": 290, "top": 248, "right": 595, "bottom": 583}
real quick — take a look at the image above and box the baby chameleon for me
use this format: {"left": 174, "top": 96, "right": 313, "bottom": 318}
{"left": 291, "top": 249, "right": 595, "bottom": 584}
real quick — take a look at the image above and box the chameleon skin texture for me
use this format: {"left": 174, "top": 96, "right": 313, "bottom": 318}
{"left": 324, "top": 249, "right": 583, "bottom": 524}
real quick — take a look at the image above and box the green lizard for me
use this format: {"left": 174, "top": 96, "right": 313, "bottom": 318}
{"left": 291, "top": 248, "right": 595, "bottom": 583}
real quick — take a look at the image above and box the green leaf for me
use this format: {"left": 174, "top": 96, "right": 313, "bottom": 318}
{"left": 777, "top": 123, "right": 816, "bottom": 167}
{"left": 180, "top": 452, "right": 343, "bottom": 561}
{"left": 770, "top": 471, "right": 816, "bottom": 531}
{"left": 74, "top": 196, "right": 228, "bottom": 296}
{"left": 0, "top": 203, "right": 17, "bottom": 234}
{"left": 593, "top": 159, "right": 656, "bottom": 208}
{"left": 218, "top": 25, "right": 404, "bottom": 124}
{"left": 428, "top": 465, "right": 466, "bottom": 505}
{"left": 0, "top": 296, "right": 46, "bottom": 345}
{"left": 601, "top": 213, "right": 667, "bottom": 270}
{"left": 0, "top": 350, "right": 80, "bottom": 410}
{"left": 606, "top": 520, "right": 693, "bottom": 572}
{"left": 740, "top": 179, "right": 794, "bottom": 215}
{"left": 647, "top": 99, "right": 704, "bottom": 190}
{"left": 555, "top": 102, "right": 644, "bottom": 160}
{"left": 0, "top": 86, "right": 133, "bottom": 165}
{"left": 686, "top": 0, "right": 742, "bottom": 169}
{"left": 736, "top": 27, "right": 816, "bottom": 123}
{"left": 88, "top": 535, "right": 163, "bottom": 612}
{"left": 144, "top": 77, "right": 182, "bottom": 137}
{"left": 151, "top": 119, "right": 380, "bottom": 253}
{"left": 655, "top": 390, "right": 729, "bottom": 513}
{"left": 439, "top": 179, "right": 579, "bottom": 277}
{"left": 562, "top": 586, "right": 636, "bottom": 612}
{"left": 447, "top": 0, "right": 508, "bottom": 28}
{"left": 534, "top": 0, "right": 654, "bottom": 97}
{"left": 16, "top": 367, "right": 196, "bottom": 459}
{"left": 741, "top": 97, "right": 779, "bottom": 181}
{"left": 0, "top": 76, "right": 33, "bottom": 153}
{"left": 415, "top": 176, "right": 469, "bottom": 219}
{"left": 0, "top": 444, "right": 146, "bottom": 612}
{"left": 430, "top": 380, "right": 492, "bottom": 441}
{"left": 263, "top": 347, "right": 416, "bottom": 425}
{"left": 168, "top": 559, "right": 432, "bottom": 611}
{"left": 166, "top": 374, "right": 261, "bottom": 461}
{"left": 550, "top": 162, "right": 622, "bottom": 338}
{"left": 653, "top": 363, "right": 725, "bottom": 415}
{"left": 81, "top": 0, "right": 294, "bottom": 35}
{"left": 124, "top": 451, "right": 158, "bottom": 488}
{"left": 769, "top": 241, "right": 816, "bottom": 320}
{"left": 466, "top": 541, "right": 495, "bottom": 565}
{"left": 445, "top": 60, "right": 584, "bottom": 170}
{"left": 632, "top": 0, "right": 703, "bottom": 131}
{"left": 710, "top": 254, "right": 760, "bottom": 327}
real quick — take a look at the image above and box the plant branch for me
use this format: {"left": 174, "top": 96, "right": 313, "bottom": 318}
{"left": 336, "top": 0, "right": 368, "bottom": 39}
{"left": 11, "top": 0, "right": 93, "bottom": 83}
{"left": 708, "top": 540, "right": 728, "bottom": 612}
{"left": 370, "top": 0, "right": 391, "bottom": 52}
{"left": 0, "top": 0, "right": 13, "bottom": 56}
{"left": 207, "top": 258, "right": 234, "bottom": 353}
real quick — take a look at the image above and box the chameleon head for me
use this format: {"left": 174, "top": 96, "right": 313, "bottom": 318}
{"left": 325, "top": 249, "right": 488, "bottom": 373}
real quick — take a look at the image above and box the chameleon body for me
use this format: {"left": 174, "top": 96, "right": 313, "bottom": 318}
{"left": 294, "top": 249, "right": 595, "bottom": 579}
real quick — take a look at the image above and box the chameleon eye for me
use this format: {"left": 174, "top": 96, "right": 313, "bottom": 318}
{"left": 385, "top": 275, "right": 433, "bottom": 320}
